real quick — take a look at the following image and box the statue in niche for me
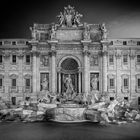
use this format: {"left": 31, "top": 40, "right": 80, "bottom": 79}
{"left": 41, "top": 77, "right": 49, "bottom": 91}
{"left": 91, "top": 74, "right": 99, "bottom": 91}
{"left": 41, "top": 55, "right": 49, "bottom": 66}
{"left": 83, "top": 23, "right": 90, "bottom": 40}
{"left": 50, "top": 25, "right": 56, "bottom": 40}
{"left": 64, "top": 74, "right": 74, "bottom": 100}
{"left": 100, "top": 22, "right": 108, "bottom": 40}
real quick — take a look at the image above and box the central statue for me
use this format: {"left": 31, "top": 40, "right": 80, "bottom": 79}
{"left": 64, "top": 74, "right": 74, "bottom": 100}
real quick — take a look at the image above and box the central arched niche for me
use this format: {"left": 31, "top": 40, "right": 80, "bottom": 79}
{"left": 57, "top": 57, "right": 81, "bottom": 95}
{"left": 61, "top": 58, "right": 78, "bottom": 71}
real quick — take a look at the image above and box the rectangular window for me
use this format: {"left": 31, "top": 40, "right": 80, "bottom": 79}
{"left": 138, "top": 97, "right": 140, "bottom": 105}
{"left": 138, "top": 78, "right": 140, "bottom": 88}
{"left": 0, "top": 55, "right": 2, "bottom": 63}
{"left": 12, "top": 55, "right": 16, "bottom": 63}
{"left": 123, "top": 41, "right": 127, "bottom": 45}
{"left": 12, "top": 79, "right": 16, "bottom": 87}
{"left": 26, "top": 55, "right": 30, "bottom": 64}
{"left": 137, "top": 41, "right": 140, "bottom": 45}
{"left": 123, "top": 55, "right": 128, "bottom": 64}
{"left": 26, "top": 79, "right": 30, "bottom": 87}
{"left": 137, "top": 55, "right": 140, "bottom": 63}
{"left": 109, "top": 55, "right": 114, "bottom": 64}
{"left": 0, "top": 79, "right": 2, "bottom": 87}
{"left": 110, "top": 97, "right": 114, "bottom": 101}
{"left": 124, "top": 78, "right": 128, "bottom": 89}
{"left": 110, "top": 78, "right": 114, "bottom": 89}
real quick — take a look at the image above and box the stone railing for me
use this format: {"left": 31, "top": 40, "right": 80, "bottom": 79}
{"left": 9, "top": 86, "right": 19, "bottom": 93}
{"left": 109, "top": 38, "right": 140, "bottom": 46}
{"left": 0, "top": 39, "right": 29, "bottom": 46}
{"left": 23, "top": 86, "right": 32, "bottom": 93}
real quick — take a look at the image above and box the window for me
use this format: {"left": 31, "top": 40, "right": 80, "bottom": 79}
{"left": 25, "top": 79, "right": 30, "bottom": 88}
{"left": 0, "top": 55, "right": 2, "bottom": 63}
{"left": 110, "top": 97, "right": 114, "bottom": 101}
{"left": 124, "top": 78, "right": 128, "bottom": 89}
{"left": 123, "top": 41, "right": 127, "bottom": 45}
{"left": 110, "top": 41, "right": 113, "bottom": 45}
{"left": 12, "top": 41, "right": 16, "bottom": 45}
{"left": 137, "top": 55, "right": 140, "bottom": 63}
{"left": 0, "top": 79, "right": 2, "bottom": 87}
{"left": 109, "top": 78, "right": 115, "bottom": 89}
{"left": 138, "top": 97, "right": 140, "bottom": 105}
{"left": 40, "top": 33, "right": 48, "bottom": 41}
{"left": 109, "top": 55, "right": 114, "bottom": 64}
{"left": 12, "top": 79, "right": 16, "bottom": 88}
{"left": 138, "top": 78, "right": 140, "bottom": 89}
{"left": 124, "top": 97, "right": 128, "bottom": 101}
{"left": 123, "top": 54, "right": 128, "bottom": 64}
{"left": 0, "top": 42, "right": 2, "bottom": 45}
{"left": 12, "top": 55, "right": 16, "bottom": 64}
{"left": 137, "top": 41, "right": 140, "bottom": 45}
{"left": 26, "top": 55, "right": 30, "bottom": 64}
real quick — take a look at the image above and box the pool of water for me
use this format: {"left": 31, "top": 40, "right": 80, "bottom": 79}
{"left": 0, "top": 122, "right": 140, "bottom": 140}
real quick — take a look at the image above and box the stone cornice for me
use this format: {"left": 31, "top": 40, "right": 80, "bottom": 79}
{"left": 81, "top": 40, "right": 91, "bottom": 46}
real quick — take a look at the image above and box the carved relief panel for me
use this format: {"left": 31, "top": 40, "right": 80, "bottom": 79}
{"left": 40, "top": 55, "right": 49, "bottom": 67}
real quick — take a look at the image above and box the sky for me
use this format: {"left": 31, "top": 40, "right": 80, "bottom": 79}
{"left": 0, "top": 0, "right": 140, "bottom": 39}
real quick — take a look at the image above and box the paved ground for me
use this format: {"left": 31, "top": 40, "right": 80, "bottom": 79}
{"left": 0, "top": 122, "right": 140, "bottom": 140}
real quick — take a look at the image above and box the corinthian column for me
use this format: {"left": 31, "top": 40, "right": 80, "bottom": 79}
{"left": 48, "top": 40, "right": 58, "bottom": 95}
{"left": 101, "top": 40, "right": 109, "bottom": 94}
{"left": 81, "top": 40, "right": 91, "bottom": 95}
{"left": 30, "top": 41, "right": 38, "bottom": 94}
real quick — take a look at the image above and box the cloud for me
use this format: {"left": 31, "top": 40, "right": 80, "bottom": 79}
{"left": 107, "top": 12, "right": 140, "bottom": 38}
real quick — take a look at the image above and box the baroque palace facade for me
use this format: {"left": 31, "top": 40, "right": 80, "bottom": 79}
{"left": 0, "top": 5, "right": 140, "bottom": 106}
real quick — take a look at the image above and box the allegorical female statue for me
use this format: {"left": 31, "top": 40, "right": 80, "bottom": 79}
{"left": 50, "top": 25, "right": 56, "bottom": 40}
{"left": 91, "top": 74, "right": 99, "bottom": 91}
{"left": 100, "top": 22, "right": 108, "bottom": 40}
{"left": 41, "top": 77, "right": 49, "bottom": 91}
{"left": 83, "top": 23, "right": 90, "bottom": 40}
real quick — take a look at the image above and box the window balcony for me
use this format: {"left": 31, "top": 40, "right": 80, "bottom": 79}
{"left": 0, "top": 86, "right": 5, "bottom": 92}
{"left": 9, "top": 86, "right": 19, "bottom": 93}
{"left": 23, "top": 86, "right": 32, "bottom": 93}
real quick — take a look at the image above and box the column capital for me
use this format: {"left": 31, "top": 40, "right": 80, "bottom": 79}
{"left": 115, "top": 52, "right": 121, "bottom": 59}
{"left": 129, "top": 53, "right": 136, "bottom": 59}
{"left": 57, "top": 67, "right": 61, "bottom": 72}
{"left": 101, "top": 50, "right": 108, "bottom": 56}
{"left": 31, "top": 50, "right": 40, "bottom": 56}
{"left": 83, "top": 50, "right": 90, "bottom": 56}
{"left": 49, "top": 50, "right": 57, "bottom": 56}
{"left": 78, "top": 67, "right": 82, "bottom": 72}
